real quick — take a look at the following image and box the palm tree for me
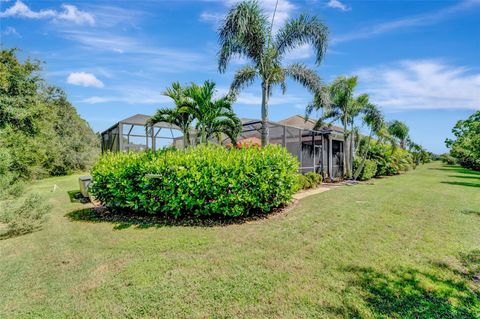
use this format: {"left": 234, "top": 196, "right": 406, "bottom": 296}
{"left": 307, "top": 76, "right": 358, "bottom": 177}
{"left": 183, "top": 81, "right": 241, "bottom": 144}
{"left": 149, "top": 82, "right": 194, "bottom": 149}
{"left": 353, "top": 103, "right": 384, "bottom": 180}
{"left": 387, "top": 120, "right": 409, "bottom": 149}
{"left": 218, "top": 0, "right": 329, "bottom": 146}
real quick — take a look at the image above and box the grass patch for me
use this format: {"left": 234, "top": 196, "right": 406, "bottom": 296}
{"left": 0, "top": 162, "right": 479, "bottom": 318}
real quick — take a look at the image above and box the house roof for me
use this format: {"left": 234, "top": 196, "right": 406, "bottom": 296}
{"left": 278, "top": 115, "right": 344, "bottom": 133}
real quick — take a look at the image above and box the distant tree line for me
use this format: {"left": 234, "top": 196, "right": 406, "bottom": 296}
{"left": 0, "top": 49, "right": 99, "bottom": 188}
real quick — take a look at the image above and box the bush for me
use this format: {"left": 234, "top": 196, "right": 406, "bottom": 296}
{"left": 90, "top": 144, "right": 299, "bottom": 218}
{"left": 295, "top": 172, "right": 322, "bottom": 190}
{"left": 0, "top": 193, "right": 51, "bottom": 236}
{"left": 353, "top": 157, "right": 377, "bottom": 181}
{"left": 440, "top": 153, "right": 456, "bottom": 165}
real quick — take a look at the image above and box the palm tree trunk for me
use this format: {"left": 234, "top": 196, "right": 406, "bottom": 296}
{"left": 261, "top": 82, "right": 269, "bottom": 147}
{"left": 349, "top": 122, "right": 355, "bottom": 178}
{"left": 342, "top": 116, "right": 348, "bottom": 178}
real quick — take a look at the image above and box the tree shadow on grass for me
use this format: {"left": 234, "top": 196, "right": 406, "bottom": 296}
{"left": 448, "top": 175, "right": 480, "bottom": 180}
{"left": 461, "top": 209, "right": 480, "bottom": 217}
{"left": 430, "top": 165, "right": 480, "bottom": 176}
{"left": 66, "top": 206, "right": 281, "bottom": 229}
{"left": 441, "top": 181, "right": 480, "bottom": 188}
{"left": 330, "top": 251, "right": 480, "bottom": 318}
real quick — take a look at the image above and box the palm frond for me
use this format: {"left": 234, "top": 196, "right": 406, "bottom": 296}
{"left": 218, "top": 0, "right": 268, "bottom": 72}
{"left": 284, "top": 63, "right": 323, "bottom": 96}
{"left": 230, "top": 65, "right": 258, "bottom": 97}
{"left": 275, "top": 14, "right": 328, "bottom": 65}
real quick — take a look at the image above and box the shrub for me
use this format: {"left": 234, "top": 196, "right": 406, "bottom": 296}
{"left": 305, "top": 172, "right": 322, "bottom": 187}
{"left": 440, "top": 153, "right": 456, "bottom": 165}
{"left": 295, "top": 172, "right": 322, "bottom": 190}
{"left": 90, "top": 144, "right": 299, "bottom": 218}
{"left": 353, "top": 157, "right": 377, "bottom": 181}
{"left": 0, "top": 193, "right": 51, "bottom": 236}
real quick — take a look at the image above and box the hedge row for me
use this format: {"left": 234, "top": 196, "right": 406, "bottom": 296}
{"left": 90, "top": 145, "right": 299, "bottom": 218}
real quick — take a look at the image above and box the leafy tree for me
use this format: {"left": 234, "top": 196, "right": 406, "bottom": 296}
{"left": 387, "top": 120, "right": 409, "bottom": 149}
{"left": 446, "top": 111, "right": 480, "bottom": 171}
{"left": 0, "top": 49, "right": 99, "bottom": 180}
{"left": 149, "top": 82, "right": 194, "bottom": 149}
{"left": 218, "top": 0, "right": 329, "bottom": 146}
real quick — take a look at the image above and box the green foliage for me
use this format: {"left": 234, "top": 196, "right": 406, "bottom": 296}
{"left": 353, "top": 157, "right": 377, "bottom": 181}
{"left": 357, "top": 138, "right": 413, "bottom": 177}
{"left": 218, "top": 0, "right": 328, "bottom": 145}
{"left": 387, "top": 120, "right": 409, "bottom": 149}
{"left": 296, "top": 172, "right": 322, "bottom": 190}
{"left": 0, "top": 49, "right": 99, "bottom": 180}
{"left": 0, "top": 193, "right": 51, "bottom": 237}
{"left": 446, "top": 111, "right": 480, "bottom": 171}
{"left": 440, "top": 153, "right": 457, "bottom": 165}
{"left": 90, "top": 144, "right": 299, "bottom": 218}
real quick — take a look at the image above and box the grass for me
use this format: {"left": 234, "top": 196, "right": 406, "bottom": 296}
{"left": 0, "top": 162, "right": 479, "bottom": 318}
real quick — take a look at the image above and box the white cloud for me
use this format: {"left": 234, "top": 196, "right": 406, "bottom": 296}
{"left": 332, "top": 0, "right": 480, "bottom": 44}
{"left": 0, "top": 0, "right": 55, "bottom": 18}
{"left": 0, "top": 1, "right": 94, "bottom": 26}
{"left": 2, "top": 26, "right": 20, "bottom": 37}
{"left": 67, "top": 72, "right": 104, "bottom": 88}
{"left": 80, "top": 87, "right": 171, "bottom": 105}
{"left": 56, "top": 4, "right": 95, "bottom": 25}
{"left": 327, "top": 0, "right": 350, "bottom": 11}
{"left": 356, "top": 60, "right": 480, "bottom": 111}
{"left": 284, "top": 43, "right": 312, "bottom": 60}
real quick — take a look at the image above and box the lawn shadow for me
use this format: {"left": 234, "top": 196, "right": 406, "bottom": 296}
{"left": 461, "top": 209, "right": 480, "bottom": 217}
{"left": 66, "top": 206, "right": 283, "bottom": 229}
{"left": 441, "top": 181, "right": 480, "bottom": 188}
{"left": 330, "top": 251, "right": 480, "bottom": 318}
{"left": 67, "top": 190, "right": 90, "bottom": 204}
{"left": 430, "top": 165, "right": 480, "bottom": 176}
{"left": 448, "top": 175, "right": 480, "bottom": 180}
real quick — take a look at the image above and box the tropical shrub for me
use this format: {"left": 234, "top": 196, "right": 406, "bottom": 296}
{"left": 296, "top": 172, "right": 322, "bottom": 190}
{"left": 353, "top": 157, "right": 377, "bottom": 181}
{"left": 0, "top": 193, "right": 51, "bottom": 236}
{"left": 90, "top": 144, "right": 299, "bottom": 218}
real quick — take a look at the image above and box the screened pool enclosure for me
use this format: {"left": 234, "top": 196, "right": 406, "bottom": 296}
{"left": 101, "top": 114, "right": 345, "bottom": 179}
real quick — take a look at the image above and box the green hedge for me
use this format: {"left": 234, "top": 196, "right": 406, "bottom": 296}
{"left": 296, "top": 172, "right": 322, "bottom": 190}
{"left": 354, "top": 157, "right": 378, "bottom": 181}
{"left": 90, "top": 145, "right": 299, "bottom": 218}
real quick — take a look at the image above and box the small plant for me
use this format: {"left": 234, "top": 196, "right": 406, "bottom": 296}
{"left": 296, "top": 172, "right": 322, "bottom": 190}
{"left": 0, "top": 193, "right": 51, "bottom": 237}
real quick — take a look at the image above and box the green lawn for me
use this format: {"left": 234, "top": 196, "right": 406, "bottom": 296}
{"left": 1, "top": 162, "right": 479, "bottom": 318}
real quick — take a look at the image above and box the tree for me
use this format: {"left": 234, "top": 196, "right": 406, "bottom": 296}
{"left": 218, "top": 0, "right": 329, "bottom": 146}
{"left": 387, "top": 120, "right": 409, "bottom": 149}
{"left": 353, "top": 103, "right": 384, "bottom": 180}
{"left": 0, "top": 49, "right": 99, "bottom": 179}
{"left": 183, "top": 81, "right": 241, "bottom": 144}
{"left": 445, "top": 111, "right": 480, "bottom": 171}
{"left": 149, "top": 82, "right": 194, "bottom": 149}
{"left": 307, "top": 76, "right": 359, "bottom": 177}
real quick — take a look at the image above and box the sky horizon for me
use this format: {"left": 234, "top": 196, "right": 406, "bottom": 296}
{"left": 1, "top": 0, "right": 479, "bottom": 153}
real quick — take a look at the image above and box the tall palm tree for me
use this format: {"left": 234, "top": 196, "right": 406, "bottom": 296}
{"left": 183, "top": 81, "right": 241, "bottom": 144}
{"left": 307, "top": 75, "right": 358, "bottom": 177}
{"left": 353, "top": 103, "right": 384, "bottom": 180}
{"left": 218, "top": 0, "right": 329, "bottom": 146}
{"left": 149, "top": 82, "right": 194, "bottom": 149}
{"left": 387, "top": 120, "right": 409, "bottom": 149}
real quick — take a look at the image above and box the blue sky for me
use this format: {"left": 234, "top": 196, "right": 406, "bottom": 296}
{"left": 1, "top": 0, "right": 479, "bottom": 153}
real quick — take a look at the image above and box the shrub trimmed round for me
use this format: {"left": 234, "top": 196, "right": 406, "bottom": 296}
{"left": 90, "top": 144, "right": 299, "bottom": 218}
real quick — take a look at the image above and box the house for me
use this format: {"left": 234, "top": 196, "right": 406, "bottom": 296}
{"left": 100, "top": 114, "right": 345, "bottom": 179}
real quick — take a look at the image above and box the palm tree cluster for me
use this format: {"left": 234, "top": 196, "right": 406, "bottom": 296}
{"left": 149, "top": 81, "right": 241, "bottom": 148}
{"left": 217, "top": 0, "right": 329, "bottom": 146}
